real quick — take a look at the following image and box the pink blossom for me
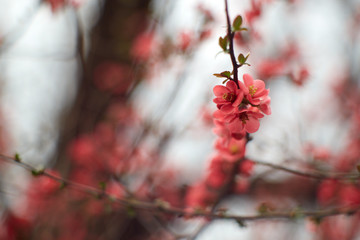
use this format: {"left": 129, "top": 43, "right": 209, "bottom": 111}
{"left": 212, "top": 119, "right": 231, "bottom": 138}
{"left": 240, "top": 73, "right": 269, "bottom": 105}
{"left": 213, "top": 113, "right": 246, "bottom": 139}
{"left": 206, "top": 156, "right": 228, "bottom": 188}
{"left": 238, "top": 159, "right": 254, "bottom": 176}
{"left": 213, "top": 81, "right": 243, "bottom": 113}
{"left": 226, "top": 109, "right": 264, "bottom": 134}
{"left": 215, "top": 137, "right": 246, "bottom": 161}
{"left": 259, "top": 96, "right": 271, "bottom": 115}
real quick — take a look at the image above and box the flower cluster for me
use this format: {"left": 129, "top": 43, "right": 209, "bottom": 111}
{"left": 185, "top": 74, "right": 270, "bottom": 209}
{"left": 213, "top": 74, "right": 271, "bottom": 140}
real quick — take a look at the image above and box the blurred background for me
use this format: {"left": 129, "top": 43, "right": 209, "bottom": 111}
{"left": 0, "top": 0, "right": 359, "bottom": 239}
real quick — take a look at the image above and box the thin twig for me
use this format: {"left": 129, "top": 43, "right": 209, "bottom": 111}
{"left": 253, "top": 159, "right": 360, "bottom": 180}
{"left": 224, "top": 0, "right": 239, "bottom": 89}
{"left": 0, "top": 154, "right": 360, "bottom": 224}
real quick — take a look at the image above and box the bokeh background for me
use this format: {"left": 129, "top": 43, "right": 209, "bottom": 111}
{"left": 0, "top": 0, "right": 359, "bottom": 239}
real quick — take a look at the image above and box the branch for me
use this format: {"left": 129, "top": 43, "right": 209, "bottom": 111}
{"left": 0, "top": 154, "right": 360, "bottom": 225}
{"left": 224, "top": 0, "right": 240, "bottom": 89}
{"left": 253, "top": 159, "right": 360, "bottom": 180}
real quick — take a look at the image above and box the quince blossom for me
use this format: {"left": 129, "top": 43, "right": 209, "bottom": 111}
{"left": 213, "top": 80, "right": 243, "bottom": 113}
{"left": 226, "top": 109, "right": 264, "bottom": 134}
{"left": 213, "top": 74, "right": 270, "bottom": 136}
{"left": 240, "top": 73, "right": 269, "bottom": 105}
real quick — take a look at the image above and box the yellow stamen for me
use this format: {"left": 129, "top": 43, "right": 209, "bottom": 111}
{"left": 249, "top": 85, "right": 257, "bottom": 96}
{"left": 222, "top": 92, "right": 235, "bottom": 102}
{"left": 229, "top": 145, "right": 239, "bottom": 154}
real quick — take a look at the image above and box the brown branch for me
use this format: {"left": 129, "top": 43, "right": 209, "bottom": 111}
{"left": 224, "top": 0, "right": 240, "bottom": 89}
{"left": 1, "top": 154, "right": 360, "bottom": 225}
{"left": 253, "top": 159, "right": 360, "bottom": 180}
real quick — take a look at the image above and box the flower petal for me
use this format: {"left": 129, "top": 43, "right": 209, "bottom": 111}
{"left": 253, "top": 80, "right": 265, "bottom": 90}
{"left": 228, "top": 118, "right": 244, "bottom": 133}
{"left": 232, "top": 91, "right": 244, "bottom": 107}
{"left": 213, "top": 109, "right": 225, "bottom": 119}
{"left": 226, "top": 81, "right": 237, "bottom": 92}
{"left": 238, "top": 81, "right": 249, "bottom": 95}
{"left": 244, "top": 116, "right": 260, "bottom": 133}
{"left": 213, "top": 98, "right": 226, "bottom": 104}
{"left": 220, "top": 104, "right": 235, "bottom": 113}
{"left": 243, "top": 74, "right": 254, "bottom": 87}
{"left": 213, "top": 85, "right": 228, "bottom": 97}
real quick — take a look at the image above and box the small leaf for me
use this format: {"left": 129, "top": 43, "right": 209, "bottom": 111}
{"left": 14, "top": 153, "right": 21, "bottom": 162}
{"left": 221, "top": 71, "right": 231, "bottom": 78}
{"left": 238, "top": 53, "right": 245, "bottom": 64}
{"left": 232, "top": 15, "right": 243, "bottom": 31}
{"left": 238, "top": 53, "right": 250, "bottom": 66}
{"left": 213, "top": 73, "right": 224, "bottom": 78}
{"left": 218, "top": 36, "right": 228, "bottom": 51}
{"left": 244, "top": 53, "right": 250, "bottom": 61}
{"left": 213, "top": 71, "right": 231, "bottom": 79}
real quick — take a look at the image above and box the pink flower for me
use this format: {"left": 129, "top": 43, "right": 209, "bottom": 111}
{"left": 213, "top": 74, "right": 270, "bottom": 137}
{"left": 226, "top": 109, "right": 264, "bottom": 134}
{"left": 213, "top": 119, "right": 231, "bottom": 138}
{"left": 213, "top": 81, "right": 243, "bottom": 113}
{"left": 206, "top": 156, "right": 229, "bottom": 188}
{"left": 259, "top": 96, "right": 271, "bottom": 115}
{"left": 238, "top": 159, "right": 254, "bottom": 176}
{"left": 213, "top": 118, "right": 246, "bottom": 139}
{"left": 240, "top": 74, "right": 269, "bottom": 105}
{"left": 215, "top": 137, "right": 246, "bottom": 161}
